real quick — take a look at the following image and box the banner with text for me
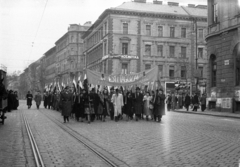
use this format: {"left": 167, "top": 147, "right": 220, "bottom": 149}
{"left": 86, "top": 66, "right": 158, "bottom": 86}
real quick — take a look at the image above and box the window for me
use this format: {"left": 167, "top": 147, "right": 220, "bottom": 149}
{"left": 181, "top": 47, "right": 186, "bottom": 58}
{"left": 145, "top": 45, "right": 151, "bottom": 56}
{"left": 169, "top": 65, "right": 175, "bottom": 78}
{"left": 198, "top": 66, "right": 203, "bottom": 78}
{"left": 181, "top": 66, "right": 186, "bottom": 78}
{"left": 169, "top": 46, "right": 175, "bottom": 57}
{"left": 122, "top": 63, "right": 128, "bottom": 74}
{"left": 123, "top": 23, "right": 128, "bottom": 34}
{"left": 170, "top": 27, "right": 175, "bottom": 38}
{"left": 145, "top": 64, "right": 151, "bottom": 70}
{"left": 199, "top": 29, "right": 204, "bottom": 39}
{"left": 158, "top": 26, "right": 163, "bottom": 37}
{"left": 198, "top": 48, "right": 203, "bottom": 58}
{"left": 146, "top": 25, "right": 151, "bottom": 36}
{"left": 122, "top": 43, "right": 128, "bottom": 55}
{"left": 157, "top": 45, "right": 163, "bottom": 56}
{"left": 211, "top": 55, "right": 217, "bottom": 87}
{"left": 181, "top": 28, "right": 186, "bottom": 38}
{"left": 213, "top": 3, "right": 218, "bottom": 23}
{"left": 103, "top": 42, "right": 107, "bottom": 55}
{"left": 158, "top": 65, "right": 163, "bottom": 78}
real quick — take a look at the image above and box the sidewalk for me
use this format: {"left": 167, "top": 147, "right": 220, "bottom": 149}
{"left": 173, "top": 108, "right": 240, "bottom": 119}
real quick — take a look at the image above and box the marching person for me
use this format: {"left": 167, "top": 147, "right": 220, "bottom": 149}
{"left": 111, "top": 88, "right": 124, "bottom": 122}
{"left": 34, "top": 91, "right": 42, "bottom": 109}
{"left": 133, "top": 87, "right": 143, "bottom": 121}
{"left": 109, "top": 87, "right": 115, "bottom": 120}
{"left": 153, "top": 89, "right": 166, "bottom": 122}
{"left": 26, "top": 91, "right": 33, "bottom": 109}
{"left": 102, "top": 88, "right": 109, "bottom": 122}
{"left": 143, "top": 91, "right": 152, "bottom": 121}
{"left": 60, "top": 86, "right": 73, "bottom": 123}
{"left": 43, "top": 92, "right": 48, "bottom": 109}
{"left": 125, "top": 91, "right": 134, "bottom": 121}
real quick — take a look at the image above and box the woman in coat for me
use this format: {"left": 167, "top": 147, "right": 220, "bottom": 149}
{"left": 60, "top": 86, "right": 73, "bottom": 123}
{"left": 153, "top": 89, "right": 165, "bottom": 122}
{"left": 34, "top": 91, "right": 42, "bottom": 109}
{"left": 26, "top": 91, "right": 33, "bottom": 109}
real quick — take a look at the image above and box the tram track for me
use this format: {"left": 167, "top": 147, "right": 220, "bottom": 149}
{"left": 40, "top": 109, "right": 130, "bottom": 167}
{"left": 21, "top": 112, "right": 45, "bottom": 167}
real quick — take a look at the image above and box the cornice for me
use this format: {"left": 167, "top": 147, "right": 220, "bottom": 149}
{"left": 206, "top": 24, "right": 239, "bottom": 40}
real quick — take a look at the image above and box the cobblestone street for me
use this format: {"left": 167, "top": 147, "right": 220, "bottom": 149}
{"left": 1, "top": 100, "right": 240, "bottom": 167}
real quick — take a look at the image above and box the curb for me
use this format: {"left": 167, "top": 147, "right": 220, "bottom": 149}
{"left": 172, "top": 110, "right": 240, "bottom": 119}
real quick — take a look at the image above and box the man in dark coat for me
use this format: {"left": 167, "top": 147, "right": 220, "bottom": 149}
{"left": 60, "top": 86, "right": 73, "bottom": 123}
{"left": 133, "top": 87, "right": 143, "bottom": 121}
{"left": 109, "top": 87, "right": 115, "bottom": 120}
{"left": 200, "top": 94, "right": 207, "bottom": 112}
{"left": 26, "top": 91, "right": 33, "bottom": 109}
{"left": 43, "top": 92, "right": 48, "bottom": 108}
{"left": 184, "top": 93, "right": 191, "bottom": 111}
{"left": 153, "top": 89, "right": 165, "bottom": 122}
{"left": 192, "top": 93, "right": 199, "bottom": 111}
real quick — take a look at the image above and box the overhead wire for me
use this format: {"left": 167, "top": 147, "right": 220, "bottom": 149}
{"left": 25, "top": 0, "right": 49, "bottom": 68}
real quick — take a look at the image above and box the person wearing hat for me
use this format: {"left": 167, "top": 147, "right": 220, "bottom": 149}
{"left": 133, "top": 87, "right": 143, "bottom": 121}
{"left": 153, "top": 89, "right": 165, "bottom": 122}
{"left": 60, "top": 86, "right": 73, "bottom": 123}
{"left": 34, "top": 91, "right": 42, "bottom": 109}
{"left": 111, "top": 88, "right": 124, "bottom": 122}
{"left": 26, "top": 91, "right": 33, "bottom": 109}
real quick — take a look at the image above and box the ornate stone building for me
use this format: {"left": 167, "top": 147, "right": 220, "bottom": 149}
{"left": 83, "top": 0, "right": 208, "bottom": 94}
{"left": 43, "top": 46, "right": 56, "bottom": 85}
{"left": 55, "top": 22, "right": 91, "bottom": 84}
{"left": 206, "top": 0, "right": 240, "bottom": 112}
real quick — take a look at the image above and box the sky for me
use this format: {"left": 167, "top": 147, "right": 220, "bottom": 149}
{"left": 0, "top": 0, "right": 207, "bottom": 74}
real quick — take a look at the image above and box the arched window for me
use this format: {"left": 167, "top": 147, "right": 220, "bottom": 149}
{"left": 233, "top": 43, "right": 240, "bottom": 86}
{"left": 210, "top": 54, "right": 217, "bottom": 87}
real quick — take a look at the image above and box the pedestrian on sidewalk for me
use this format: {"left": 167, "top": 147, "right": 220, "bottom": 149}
{"left": 26, "top": 91, "right": 33, "bottom": 109}
{"left": 166, "top": 94, "right": 172, "bottom": 111}
{"left": 200, "top": 94, "right": 207, "bottom": 112}
{"left": 60, "top": 86, "right": 73, "bottom": 123}
{"left": 184, "top": 93, "right": 191, "bottom": 111}
{"left": 192, "top": 93, "right": 199, "bottom": 112}
{"left": 34, "top": 91, "right": 42, "bottom": 109}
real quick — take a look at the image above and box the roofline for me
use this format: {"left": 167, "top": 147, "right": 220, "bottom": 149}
{"left": 82, "top": 8, "right": 207, "bottom": 39}
{"left": 44, "top": 46, "right": 56, "bottom": 56}
{"left": 55, "top": 32, "right": 68, "bottom": 45}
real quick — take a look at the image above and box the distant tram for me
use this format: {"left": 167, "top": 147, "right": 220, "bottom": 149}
{"left": 0, "top": 65, "right": 7, "bottom": 124}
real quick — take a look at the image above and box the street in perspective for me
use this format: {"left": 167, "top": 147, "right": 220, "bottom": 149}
{"left": 1, "top": 0, "right": 240, "bottom": 167}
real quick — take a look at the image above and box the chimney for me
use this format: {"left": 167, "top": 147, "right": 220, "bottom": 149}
{"left": 195, "top": 5, "right": 207, "bottom": 9}
{"left": 134, "top": 0, "right": 146, "bottom": 3}
{"left": 168, "top": 2, "right": 179, "bottom": 6}
{"left": 188, "top": 4, "right": 195, "bottom": 8}
{"left": 153, "top": 0, "right": 162, "bottom": 5}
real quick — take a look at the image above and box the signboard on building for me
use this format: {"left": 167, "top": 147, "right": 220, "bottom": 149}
{"left": 102, "top": 55, "right": 139, "bottom": 61}
{"left": 224, "top": 60, "right": 229, "bottom": 65}
{"left": 222, "top": 98, "right": 232, "bottom": 109}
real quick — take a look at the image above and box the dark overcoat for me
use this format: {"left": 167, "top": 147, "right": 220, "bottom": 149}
{"left": 185, "top": 95, "right": 191, "bottom": 106}
{"left": 133, "top": 92, "right": 143, "bottom": 115}
{"left": 153, "top": 94, "right": 165, "bottom": 116}
{"left": 60, "top": 91, "right": 73, "bottom": 117}
{"left": 26, "top": 93, "right": 33, "bottom": 106}
{"left": 34, "top": 94, "right": 42, "bottom": 106}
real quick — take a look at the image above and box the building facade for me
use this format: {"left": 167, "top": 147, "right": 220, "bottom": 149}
{"left": 83, "top": 0, "right": 208, "bottom": 94}
{"left": 55, "top": 22, "right": 91, "bottom": 84}
{"left": 43, "top": 46, "right": 56, "bottom": 85}
{"left": 206, "top": 0, "right": 240, "bottom": 112}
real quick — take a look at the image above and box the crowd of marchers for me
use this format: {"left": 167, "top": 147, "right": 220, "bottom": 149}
{"left": 27, "top": 86, "right": 166, "bottom": 124}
